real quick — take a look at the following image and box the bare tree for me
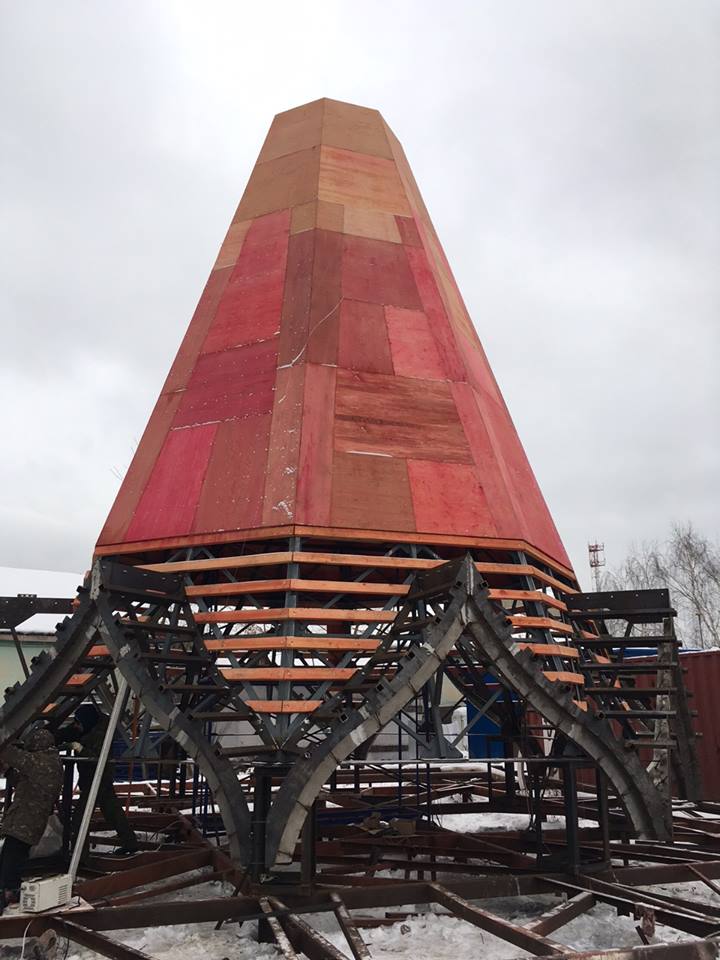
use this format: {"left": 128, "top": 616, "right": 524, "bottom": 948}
{"left": 603, "top": 523, "right": 720, "bottom": 649}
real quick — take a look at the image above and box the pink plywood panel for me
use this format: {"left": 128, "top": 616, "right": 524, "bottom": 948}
{"left": 338, "top": 299, "right": 394, "bottom": 375}
{"left": 173, "top": 339, "right": 277, "bottom": 428}
{"left": 385, "top": 306, "right": 446, "bottom": 380}
{"left": 296, "top": 363, "right": 337, "bottom": 525}
{"left": 335, "top": 370, "right": 471, "bottom": 463}
{"left": 341, "top": 235, "right": 421, "bottom": 310}
{"left": 278, "top": 229, "right": 313, "bottom": 367}
{"left": 125, "top": 422, "right": 217, "bottom": 542}
{"left": 97, "top": 390, "right": 184, "bottom": 546}
{"left": 451, "top": 382, "right": 524, "bottom": 540}
{"left": 194, "top": 414, "right": 271, "bottom": 533}
{"left": 203, "top": 210, "right": 290, "bottom": 354}
{"left": 307, "top": 229, "right": 343, "bottom": 366}
{"left": 404, "top": 246, "right": 466, "bottom": 382}
{"left": 262, "top": 363, "right": 305, "bottom": 525}
{"left": 162, "top": 266, "right": 233, "bottom": 394}
{"left": 408, "top": 460, "right": 498, "bottom": 538}
{"left": 479, "top": 389, "right": 570, "bottom": 567}
{"left": 395, "top": 216, "right": 422, "bottom": 247}
{"left": 330, "top": 451, "right": 415, "bottom": 532}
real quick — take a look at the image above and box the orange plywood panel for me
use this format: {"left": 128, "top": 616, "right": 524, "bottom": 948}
{"left": 322, "top": 99, "right": 393, "bottom": 159}
{"left": 318, "top": 146, "right": 411, "bottom": 216}
{"left": 343, "top": 207, "right": 401, "bottom": 243}
{"left": 290, "top": 199, "right": 344, "bottom": 235}
{"left": 213, "top": 219, "right": 252, "bottom": 270}
{"left": 206, "top": 637, "right": 380, "bottom": 652}
{"left": 223, "top": 668, "right": 356, "bottom": 682}
{"left": 247, "top": 700, "right": 321, "bottom": 714}
{"left": 330, "top": 451, "right": 415, "bottom": 532}
{"left": 257, "top": 98, "right": 324, "bottom": 163}
{"left": 236, "top": 146, "right": 320, "bottom": 221}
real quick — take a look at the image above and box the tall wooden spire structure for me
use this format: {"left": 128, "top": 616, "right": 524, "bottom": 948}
{"left": 98, "top": 98, "right": 568, "bottom": 570}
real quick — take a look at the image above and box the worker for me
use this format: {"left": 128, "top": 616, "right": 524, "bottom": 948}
{"left": 0, "top": 727, "right": 62, "bottom": 913}
{"left": 59, "top": 703, "right": 138, "bottom": 857}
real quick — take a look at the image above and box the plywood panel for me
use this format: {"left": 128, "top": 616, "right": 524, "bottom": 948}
{"left": 385, "top": 306, "right": 446, "bottom": 380}
{"left": 451, "top": 381, "right": 525, "bottom": 541}
{"left": 203, "top": 209, "right": 290, "bottom": 354}
{"left": 307, "top": 228, "right": 343, "bottom": 366}
{"left": 296, "top": 363, "right": 336, "bottom": 525}
{"left": 341, "top": 235, "right": 421, "bottom": 309}
{"left": 213, "top": 219, "right": 252, "bottom": 270}
{"left": 322, "top": 99, "right": 393, "bottom": 159}
{"left": 194, "top": 413, "right": 271, "bottom": 533}
{"left": 405, "top": 246, "right": 466, "bottom": 382}
{"left": 262, "top": 363, "right": 305, "bottom": 525}
{"left": 408, "top": 459, "right": 498, "bottom": 537}
{"left": 335, "top": 370, "right": 471, "bottom": 462}
{"left": 278, "top": 228, "right": 313, "bottom": 367}
{"left": 161, "top": 265, "right": 233, "bottom": 394}
{"left": 258, "top": 98, "right": 324, "bottom": 163}
{"left": 395, "top": 216, "right": 422, "bottom": 247}
{"left": 343, "top": 207, "right": 401, "bottom": 243}
{"left": 125, "top": 422, "right": 217, "bottom": 541}
{"left": 330, "top": 451, "right": 415, "bottom": 531}
{"left": 173, "top": 338, "right": 277, "bottom": 428}
{"left": 97, "top": 389, "right": 184, "bottom": 546}
{"left": 319, "top": 146, "right": 411, "bottom": 216}
{"left": 235, "top": 146, "right": 320, "bottom": 221}
{"left": 337, "top": 299, "right": 394, "bottom": 375}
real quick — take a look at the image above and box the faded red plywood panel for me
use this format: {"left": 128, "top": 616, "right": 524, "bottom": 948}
{"left": 405, "top": 246, "right": 466, "bottom": 382}
{"left": 125, "top": 422, "right": 217, "bottom": 542}
{"left": 385, "top": 306, "right": 446, "bottom": 380}
{"left": 341, "top": 235, "right": 421, "bottom": 309}
{"left": 337, "top": 299, "right": 393, "bottom": 375}
{"left": 203, "top": 210, "right": 290, "bottom": 354}
{"left": 479, "top": 389, "right": 569, "bottom": 567}
{"left": 262, "top": 363, "right": 305, "bottom": 525}
{"left": 162, "top": 266, "right": 233, "bottom": 394}
{"left": 173, "top": 339, "right": 277, "bottom": 428}
{"left": 335, "top": 370, "right": 471, "bottom": 462}
{"left": 296, "top": 363, "right": 336, "bottom": 525}
{"left": 97, "top": 390, "right": 184, "bottom": 546}
{"left": 408, "top": 460, "right": 498, "bottom": 538}
{"left": 451, "top": 382, "right": 524, "bottom": 541}
{"left": 330, "top": 451, "right": 415, "bottom": 531}
{"left": 395, "top": 216, "right": 422, "bottom": 247}
{"left": 278, "top": 229, "right": 314, "bottom": 367}
{"left": 307, "top": 229, "right": 343, "bottom": 366}
{"left": 194, "top": 414, "right": 271, "bottom": 533}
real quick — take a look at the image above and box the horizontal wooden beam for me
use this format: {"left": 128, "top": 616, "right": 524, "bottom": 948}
{"left": 206, "top": 637, "right": 380, "bottom": 652}
{"left": 246, "top": 700, "right": 321, "bottom": 713}
{"left": 509, "top": 616, "right": 573, "bottom": 634}
{"left": 186, "top": 578, "right": 407, "bottom": 598}
{"left": 195, "top": 608, "right": 395, "bottom": 624}
{"left": 543, "top": 671, "right": 584, "bottom": 685}
{"left": 517, "top": 643, "right": 580, "bottom": 659}
{"left": 222, "top": 668, "right": 356, "bottom": 682}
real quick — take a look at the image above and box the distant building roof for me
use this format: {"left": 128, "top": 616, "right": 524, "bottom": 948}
{"left": 0, "top": 566, "right": 82, "bottom": 633}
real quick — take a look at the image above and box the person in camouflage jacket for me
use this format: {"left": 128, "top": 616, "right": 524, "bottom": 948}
{"left": 0, "top": 727, "right": 62, "bottom": 908}
{"left": 58, "top": 704, "right": 138, "bottom": 856}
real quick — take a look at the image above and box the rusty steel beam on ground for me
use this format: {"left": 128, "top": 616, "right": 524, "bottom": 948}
{"left": 526, "top": 892, "right": 597, "bottom": 936}
{"left": 76, "top": 849, "right": 214, "bottom": 902}
{"left": 52, "top": 921, "right": 156, "bottom": 960}
{"left": 268, "top": 897, "right": 349, "bottom": 960}
{"left": 330, "top": 892, "right": 373, "bottom": 960}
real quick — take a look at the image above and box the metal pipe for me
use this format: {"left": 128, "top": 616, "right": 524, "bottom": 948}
{"left": 69, "top": 675, "right": 129, "bottom": 882}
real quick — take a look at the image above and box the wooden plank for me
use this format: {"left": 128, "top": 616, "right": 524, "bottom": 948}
{"left": 187, "top": 578, "right": 407, "bottom": 598}
{"left": 510, "top": 616, "right": 573, "bottom": 635}
{"left": 67, "top": 674, "right": 92, "bottom": 685}
{"left": 491, "top": 589, "right": 567, "bottom": 612}
{"left": 141, "top": 551, "right": 293, "bottom": 573}
{"left": 196, "top": 608, "right": 395, "bottom": 624}
{"left": 246, "top": 700, "right": 321, "bottom": 713}
{"left": 206, "top": 638, "right": 380, "bottom": 652}
{"left": 517, "top": 643, "right": 580, "bottom": 659}
{"left": 222, "top": 668, "right": 357, "bottom": 681}
{"left": 543, "top": 671, "right": 585, "bottom": 685}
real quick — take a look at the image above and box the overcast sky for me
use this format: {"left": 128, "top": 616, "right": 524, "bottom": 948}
{"left": 1, "top": 1, "right": 718, "bottom": 586}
